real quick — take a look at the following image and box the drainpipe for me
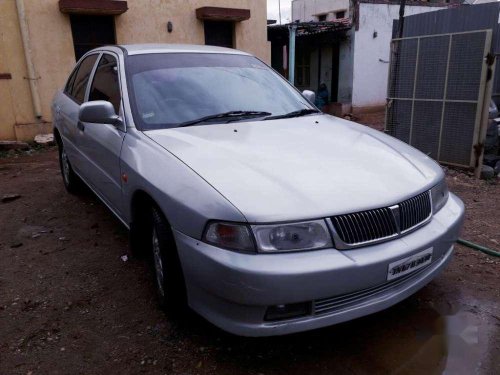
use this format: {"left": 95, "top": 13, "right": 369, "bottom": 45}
{"left": 16, "top": 0, "right": 42, "bottom": 119}
{"left": 288, "top": 23, "right": 297, "bottom": 85}
{"left": 397, "top": 0, "right": 406, "bottom": 39}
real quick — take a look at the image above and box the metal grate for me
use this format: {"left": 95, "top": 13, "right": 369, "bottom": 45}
{"left": 386, "top": 30, "right": 492, "bottom": 169}
{"left": 331, "top": 191, "right": 432, "bottom": 246}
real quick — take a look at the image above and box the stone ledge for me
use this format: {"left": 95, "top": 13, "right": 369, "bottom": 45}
{"left": 14, "top": 122, "right": 53, "bottom": 142}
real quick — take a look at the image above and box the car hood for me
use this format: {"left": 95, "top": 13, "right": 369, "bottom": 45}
{"left": 146, "top": 115, "right": 443, "bottom": 222}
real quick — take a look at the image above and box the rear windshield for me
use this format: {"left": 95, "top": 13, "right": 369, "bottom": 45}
{"left": 125, "top": 53, "right": 311, "bottom": 130}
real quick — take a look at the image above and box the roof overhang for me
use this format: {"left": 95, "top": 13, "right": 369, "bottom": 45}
{"left": 196, "top": 7, "right": 250, "bottom": 22}
{"left": 59, "top": 0, "right": 128, "bottom": 16}
{"left": 267, "top": 18, "right": 352, "bottom": 37}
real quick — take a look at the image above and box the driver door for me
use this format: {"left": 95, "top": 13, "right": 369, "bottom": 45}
{"left": 78, "top": 53, "right": 126, "bottom": 215}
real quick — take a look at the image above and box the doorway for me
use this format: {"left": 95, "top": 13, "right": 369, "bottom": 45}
{"left": 204, "top": 21, "right": 234, "bottom": 48}
{"left": 331, "top": 43, "right": 340, "bottom": 103}
{"left": 69, "top": 15, "right": 116, "bottom": 60}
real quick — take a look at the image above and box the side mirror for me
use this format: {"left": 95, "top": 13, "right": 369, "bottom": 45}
{"left": 302, "top": 90, "right": 316, "bottom": 104}
{"left": 79, "top": 101, "right": 121, "bottom": 126}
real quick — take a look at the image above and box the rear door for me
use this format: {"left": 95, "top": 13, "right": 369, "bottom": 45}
{"left": 58, "top": 53, "right": 99, "bottom": 174}
{"left": 78, "top": 53, "right": 126, "bottom": 215}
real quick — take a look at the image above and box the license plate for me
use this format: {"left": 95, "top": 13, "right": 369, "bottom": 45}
{"left": 387, "top": 248, "right": 433, "bottom": 281}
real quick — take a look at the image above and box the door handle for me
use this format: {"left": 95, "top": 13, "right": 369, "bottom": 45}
{"left": 77, "top": 121, "right": 85, "bottom": 132}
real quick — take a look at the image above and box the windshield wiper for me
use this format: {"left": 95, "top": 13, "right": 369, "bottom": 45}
{"left": 178, "top": 111, "right": 271, "bottom": 127}
{"left": 263, "top": 108, "right": 320, "bottom": 121}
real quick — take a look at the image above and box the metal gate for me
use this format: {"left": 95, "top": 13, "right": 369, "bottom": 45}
{"left": 385, "top": 30, "right": 493, "bottom": 169}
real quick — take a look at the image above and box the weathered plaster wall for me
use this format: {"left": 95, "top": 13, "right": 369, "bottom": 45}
{"left": 292, "top": 0, "right": 350, "bottom": 22}
{"left": 115, "top": 0, "right": 270, "bottom": 62}
{"left": 352, "top": 3, "right": 445, "bottom": 109}
{"left": 0, "top": 0, "right": 270, "bottom": 141}
{"left": 0, "top": 0, "right": 34, "bottom": 139}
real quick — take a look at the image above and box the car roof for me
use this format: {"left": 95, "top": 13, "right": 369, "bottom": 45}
{"left": 118, "top": 44, "right": 250, "bottom": 56}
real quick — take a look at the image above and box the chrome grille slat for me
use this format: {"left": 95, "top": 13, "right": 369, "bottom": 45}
{"left": 367, "top": 211, "right": 378, "bottom": 239}
{"left": 353, "top": 214, "right": 364, "bottom": 242}
{"left": 336, "top": 216, "right": 348, "bottom": 243}
{"left": 345, "top": 216, "right": 357, "bottom": 243}
{"left": 331, "top": 191, "right": 431, "bottom": 247}
{"left": 378, "top": 208, "right": 392, "bottom": 236}
{"left": 399, "top": 191, "right": 431, "bottom": 232}
{"left": 375, "top": 209, "right": 387, "bottom": 237}
{"left": 343, "top": 217, "right": 352, "bottom": 243}
{"left": 360, "top": 213, "right": 369, "bottom": 241}
{"left": 365, "top": 211, "right": 376, "bottom": 240}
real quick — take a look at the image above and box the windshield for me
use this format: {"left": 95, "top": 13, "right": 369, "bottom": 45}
{"left": 126, "top": 53, "right": 314, "bottom": 130}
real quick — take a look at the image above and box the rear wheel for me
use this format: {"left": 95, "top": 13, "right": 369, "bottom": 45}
{"left": 57, "top": 140, "right": 82, "bottom": 194}
{"left": 151, "top": 206, "right": 187, "bottom": 312}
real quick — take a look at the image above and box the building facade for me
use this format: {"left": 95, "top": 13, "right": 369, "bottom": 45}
{"left": 0, "top": 0, "right": 270, "bottom": 141}
{"left": 292, "top": 0, "right": 351, "bottom": 22}
{"left": 282, "top": 0, "right": 454, "bottom": 113}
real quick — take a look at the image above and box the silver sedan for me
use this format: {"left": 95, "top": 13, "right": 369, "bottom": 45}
{"left": 52, "top": 44, "right": 465, "bottom": 336}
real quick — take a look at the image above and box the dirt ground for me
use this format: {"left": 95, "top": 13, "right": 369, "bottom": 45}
{"left": 0, "top": 125, "right": 499, "bottom": 374}
{"left": 355, "top": 111, "right": 386, "bottom": 132}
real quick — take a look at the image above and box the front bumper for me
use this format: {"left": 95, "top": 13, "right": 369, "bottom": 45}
{"left": 174, "top": 193, "right": 465, "bottom": 337}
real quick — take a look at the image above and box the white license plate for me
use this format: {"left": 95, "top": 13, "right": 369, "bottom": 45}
{"left": 387, "top": 248, "right": 433, "bottom": 281}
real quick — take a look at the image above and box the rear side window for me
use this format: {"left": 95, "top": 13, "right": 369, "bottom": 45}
{"left": 88, "top": 54, "right": 121, "bottom": 113}
{"left": 64, "top": 67, "right": 78, "bottom": 95}
{"left": 68, "top": 54, "right": 98, "bottom": 104}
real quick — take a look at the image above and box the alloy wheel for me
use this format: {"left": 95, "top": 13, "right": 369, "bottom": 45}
{"left": 61, "top": 148, "right": 70, "bottom": 185}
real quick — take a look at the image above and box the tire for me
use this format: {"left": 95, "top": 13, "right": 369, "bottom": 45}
{"left": 57, "top": 139, "right": 82, "bottom": 194}
{"left": 151, "top": 206, "right": 187, "bottom": 313}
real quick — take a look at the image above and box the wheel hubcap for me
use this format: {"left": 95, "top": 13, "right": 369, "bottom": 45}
{"left": 152, "top": 228, "right": 165, "bottom": 297}
{"left": 61, "top": 148, "right": 70, "bottom": 184}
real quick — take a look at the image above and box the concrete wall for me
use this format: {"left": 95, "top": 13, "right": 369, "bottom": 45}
{"left": 0, "top": 0, "right": 66, "bottom": 140}
{"left": 338, "top": 29, "right": 354, "bottom": 103}
{"left": 292, "top": 0, "right": 350, "bottom": 22}
{"left": 0, "top": 0, "right": 270, "bottom": 141}
{"left": 115, "top": 0, "right": 270, "bottom": 62}
{"left": 351, "top": 3, "right": 445, "bottom": 110}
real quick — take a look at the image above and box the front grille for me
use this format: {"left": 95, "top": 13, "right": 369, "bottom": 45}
{"left": 331, "top": 191, "right": 432, "bottom": 246}
{"left": 399, "top": 191, "right": 432, "bottom": 232}
{"left": 314, "top": 261, "right": 432, "bottom": 315}
{"left": 331, "top": 207, "right": 398, "bottom": 245}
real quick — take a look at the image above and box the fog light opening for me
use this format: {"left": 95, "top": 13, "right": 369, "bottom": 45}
{"left": 264, "top": 302, "right": 311, "bottom": 321}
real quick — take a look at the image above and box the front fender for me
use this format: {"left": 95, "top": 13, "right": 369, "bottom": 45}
{"left": 120, "top": 129, "right": 246, "bottom": 239}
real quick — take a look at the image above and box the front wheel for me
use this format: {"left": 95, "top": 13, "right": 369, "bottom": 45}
{"left": 151, "top": 207, "right": 187, "bottom": 312}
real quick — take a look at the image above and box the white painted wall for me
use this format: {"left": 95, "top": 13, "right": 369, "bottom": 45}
{"left": 338, "top": 29, "right": 354, "bottom": 102}
{"left": 292, "top": 0, "right": 350, "bottom": 22}
{"left": 352, "top": 3, "right": 445, "bottom": 109}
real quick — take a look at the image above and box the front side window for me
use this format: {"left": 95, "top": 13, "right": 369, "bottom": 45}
{"left": 126, "top": 53, "right": 313, "bottom": 130}
{"left": 88, "top": 54, "right": 121, "bottom": 113}
{"left": 70, "top": 54, "right": 99, "bottom": 103}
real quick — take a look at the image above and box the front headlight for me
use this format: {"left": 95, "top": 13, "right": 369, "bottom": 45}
{"left": 204, "top": 222, "right": 255, "bottom": 252}
{"left": 252, "top": 220, "right": 333, "bottom": 252}
{"left": 203, "top": 220, "right": 334, "bottom": 253}
{"left": 430, "top": 179, "right": 449, "bottom": 213}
